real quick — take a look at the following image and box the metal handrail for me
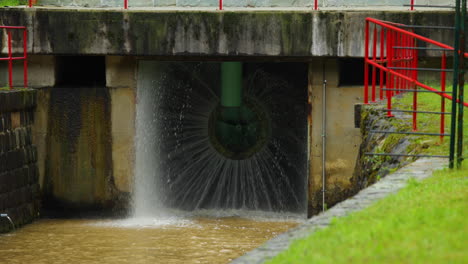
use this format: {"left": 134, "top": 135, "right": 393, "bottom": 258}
{"left": 364, "top": 13, "right": 466, "bottom": 168}
{"left": 0, "top": 25, "right": 28, "bottom": 90}
{"left": 364, "top": 17, "right": 468, "bottom": 133}
{"left": 120, "top": 0, "right": 417, "bottom": 10}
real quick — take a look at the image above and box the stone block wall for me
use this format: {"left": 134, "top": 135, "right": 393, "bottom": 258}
{"left": 0, "top": 89, "right": 39, "bottom": 233}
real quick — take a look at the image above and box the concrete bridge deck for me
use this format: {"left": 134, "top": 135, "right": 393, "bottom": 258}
{"left": 0, "top": 6, "right": 457, "bottom": 57}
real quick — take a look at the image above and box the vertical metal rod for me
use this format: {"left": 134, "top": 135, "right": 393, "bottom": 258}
{"left": 8, "top": 31, "right": 13, "bottom": 90}
{"left": 392, "top": 31, "right": 396, "bottom": 97}
{"left": 411, "top": 0, "right": 414, "bottom": 10}
{"left": 23, "top": 29, "right": 28, "bottom": 88}
{"left": 380, "top": 28, "right": 385, "bottom": 100}
{"left": 220, "top": 0, "right": 223, "bottom": 10}
{"left": 399, "top": 32, "right": 403, "bottom": 94}
{"left": 402, "top": 34, "right": 406, "bottom": 90}
{"left": 396, "top": 32, "right": 400, "bottom": 95}
{"left": 124, "top": 0, "right": 128, "bottom": 9}
{"left": 406, "top": 34, "right": 411, "bottom": 90}
{"left": 449, "top": 0, "right": 461, "bottom": 169}
{"left": 364, "top": 21, "right": 369, "bottom": 104}
{"left": 386, "top": 29, "right": 391, "bottom": 100}
{"left": 402, "top": 34, "right": 406, "bottom": 91}
{"left": 372, "top": 25, "right": 377, "bottom": 102}
{"left": 412, "top": 37, "right": 419, "bottom": 131}
{"left": 441, "top": 52, "right": 447, "bottom": 142}
{"left": 314, "top": 0, "right": 318, "bottom": 10}
{"left": 322, "top": 76, "right": 327, "bottom": 212}
{"left": 456, "top": 0, "right": 466, "bottom": 167}
{"left": 412, "top": 80, "right": 418, "bottom": 131}
{"left": 387, "top": 29, "right": 394, "bottom": 116}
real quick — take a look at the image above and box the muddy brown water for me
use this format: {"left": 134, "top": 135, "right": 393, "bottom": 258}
{"left": 0, "top": 217, "right": 299, "bottom": 264}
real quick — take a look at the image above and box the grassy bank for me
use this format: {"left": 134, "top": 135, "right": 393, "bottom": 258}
{"left": 268, "top": 86, "right": 468, "bottom": 264}
{"left": 268, "top": 165, "right": 467, "bottom": 264}
{"left": 0, "top": 0, "right": 20, "bottom": 6}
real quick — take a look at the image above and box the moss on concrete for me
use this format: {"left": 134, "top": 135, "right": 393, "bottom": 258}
{"left": 0, "top": 8, "right": 457, "bottom": 57}
{"left": 352, "top": 104, "right": 422, "bottom": 190}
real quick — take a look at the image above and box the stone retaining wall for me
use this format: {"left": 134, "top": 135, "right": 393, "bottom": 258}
{"left": 0, "top": 89, "right": 39, "bottom": 233}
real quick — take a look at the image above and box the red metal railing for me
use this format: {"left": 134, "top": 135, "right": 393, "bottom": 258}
{"left": 23, "top": 0, "right": 418, "bottom": 10}
{"left": 120, "top": 0, "right": 418, "bottom": 10}
{"left": 123, "top": 0, "right": 224, "bottom": 9}
{"left": 364, "top": 17, "right": 468, "bottom": 139}
{"left": 0, "top": 26, "right": 28, "bottom": 90}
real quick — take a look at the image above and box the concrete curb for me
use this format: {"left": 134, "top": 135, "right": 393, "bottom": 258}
{"left": 231, "top": 158, "right": 448, "bottom": 264}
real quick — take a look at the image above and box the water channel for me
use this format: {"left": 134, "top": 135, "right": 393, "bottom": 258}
{"left": 0, "top": 217, "right": 299, "bottom": 264}
{"left": 0, "top": 61, "right": 307, "bottom": 263}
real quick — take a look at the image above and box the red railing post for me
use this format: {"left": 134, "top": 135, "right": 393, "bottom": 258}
{"left": 372, "top": 25, "right": 377, "bottom": 102}
{"left": 386, "top": 29, "right": 391, "bottom": 99}
{"left": 314, "top": 0, "right": 318, "bottom": 10}
{"left": 29, "top": 0, "right": 32, "bottom": 7}
{"left": 380, "top": 28, "right": 385, "bottom": 100}
{"left": 23, "top": 29, "right": 28, "bottom": 88}
{"left": 386, "top": 28, "right": 394, "bottom": 116}
{"left": 401, "top": 35, "right": 411, "bottom": 92}
{"left": 395, "top": 31, "right": 400, "bottom": 95}
{"left": 364, "top": 20, "right": 369, "bottom": 104}
{"left": 440, "top": 52, "right": 447, "bottom": 142}
{"left": 219, "top": 0, "right": 223, "bottom": 10}
{"left": 410, "top": 0, "right": 414, "bottom": 10}
{"left": 124, "top": 0, "right": 128, "bottom": 9}
{"left": 7, "top": 31, "right": 13, "bottom": 90}
{"left": 412, "top": 47, "right": 419, "bottom": 131}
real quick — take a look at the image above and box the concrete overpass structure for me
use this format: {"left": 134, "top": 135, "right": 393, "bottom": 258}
{"left": 0, "top": 1, "right": 458, "bottom": 216}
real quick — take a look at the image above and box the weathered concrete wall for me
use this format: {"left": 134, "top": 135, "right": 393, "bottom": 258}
{"left": 0, "top": 9, "right": 458, "bottom": 57}
{"left": 0, "top": 89, "right": 40, "bottom": 233}
{"left": 308, "top": 58, "right": 362, "bottom": 215}
{"left": 36, "top": 0, "right": 454, "bottom": 8}
{"left": 43, "top": 85, "right": 115, "bottom": 209}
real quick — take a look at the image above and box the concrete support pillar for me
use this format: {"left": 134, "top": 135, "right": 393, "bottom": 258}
{"left": 106, "top": 56, "right": 136, "bottom": 194}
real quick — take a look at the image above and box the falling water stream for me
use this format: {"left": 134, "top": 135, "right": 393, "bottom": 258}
{"left": 0, "top": 61, "right": 307, "bottom": 263}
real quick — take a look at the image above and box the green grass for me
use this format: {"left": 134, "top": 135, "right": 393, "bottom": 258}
{"left": 268, "top": 86, "right": 468, "bottom": 264}
{"left": 268, "top": 165, "right": 468, "bottom": 264}
{"left": 0, "top": 0, "right": 20, "bottom": 6}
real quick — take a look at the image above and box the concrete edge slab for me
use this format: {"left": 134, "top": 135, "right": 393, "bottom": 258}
{"left": 231, "top": 157, "right": 448, "bottom": 264}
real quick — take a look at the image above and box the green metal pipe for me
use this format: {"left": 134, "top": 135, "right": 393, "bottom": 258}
{"left": 221, "top": 62, "right": 243, "bottom": 108}
{"left": 456, "top": 0, "right": 466, "bottom": 168}
{"left": 449, "top": 0, "right": 461, "bottom": 169}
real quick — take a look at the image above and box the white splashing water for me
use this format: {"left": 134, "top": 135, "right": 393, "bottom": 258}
{"left": 127, "top": 61, "right": 191, "bottom": 227}
{"left": 130, "top": 61, "right": 308, "bottom": 222}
